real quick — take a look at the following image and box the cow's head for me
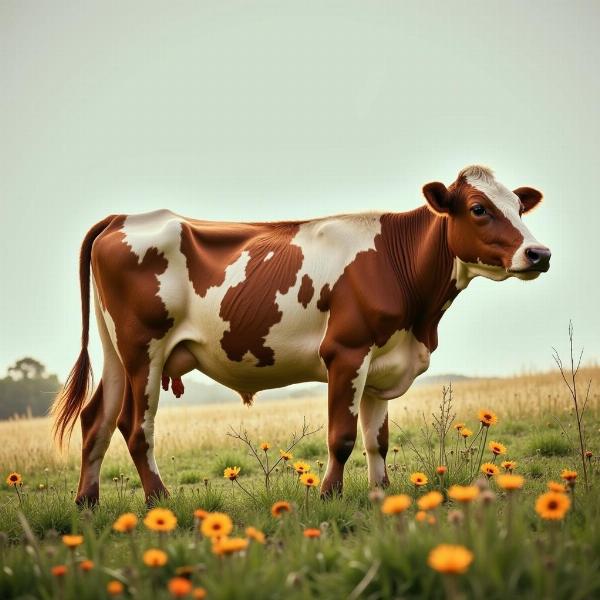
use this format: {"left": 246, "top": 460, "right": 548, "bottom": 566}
{"left": 423, "top": 165, "right": 550, "bottom": 282}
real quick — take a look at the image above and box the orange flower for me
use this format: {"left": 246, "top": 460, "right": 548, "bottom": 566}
{"left": 223, "top": 466, "right": 241, "bottom": 481}
{"left": 381, "top": 494, "right": 412, "bottom": 515}
{"left": 436, "top": 466, "right": 447, "bottom": 475}
{"left": 212, "top": 537, "right": 249, "bottom": 556}
{"left": 547, "top": 481, "right": 567, "bottom": 493}
{"left": 6, "top": 472, "right": 22, "bottom": 487}
{"left": 417, "top": 491, "right": 444, "bottom": 511}
{"left": 193, "top": 588, "right": 207, "bottom": 599}
{"left": 454, "top": 422, "right": 465, "bottom": 431}
{"left": 489, "top": 441, "right": 506, "bottom": 456}
{"left": 560, "top": 469, "right": 577, "bottom": 483}
{"left": 245, "top": 526, "right": 266, "bottom": 544}
{"left": 113, "top": 513, "right": 138, "bottom": 533}
{"left": 143, "top": 548, "right": 168, "bottom": 567}
{"left": 107, "top": 580, "right": 124, "bottom": 596}
{"left": 144, "top": 508, "right": 177, "bottom": 532}
{"left": 51, "top": 565, "right": 67, "bottom": 577}
{"left": 279, "top": 450, "right": 293, "bottom": 461}
{"left": 496, "top": 474, "right": 524, "bottom": 491}
{"left": 478, "top": 409, "right": 498, "bottom": 427}
{"left": 299, "top": 472, "right": 320, "bottom": 487}
{"left": 415, "top": 510, "right": 427, "bottom": 522}
{"left": 303, "top": 528, "right": 321, "bottom": 538}
{"left": 480, "top": 463, "right": 499, "bottom": 478}
{"left": 460, "top": 427, "right": 473, "bottom": 439}
{"left": 168, "top": 577, "right": 193, "bottom": 598}
{"left": 260, "top": 442, "right": 270, "bottom": 451}
{"left": 501, "top": 460, "right": 517, "bottom": 472}
{"left": 447, "top": 485, "right": 479, "bottom": 503}
{"left": 79, "top": 560, "right": 94, "bottom": 572}
{"left": 193, "top": 508, "right": 209, "bottom": 521}
{"left": 428, "top": 544, "right": 474, "bottom": 574}
{"left": 271, "top": 501, "right": 292, "bottom": 517}
{"left": 535, "top": 491, "right": 571, "bottom": 520}
{"left": 62, "top": 535, "right": 84, "bottom": 548}
{"left": 293, "top": 461, "right": 311, "bottom": 475}
{"left": 201, "top": 512, "right": 233, "bottom": 539}
{"left": 410, "top": 472, "right": 428, "bottom": 487}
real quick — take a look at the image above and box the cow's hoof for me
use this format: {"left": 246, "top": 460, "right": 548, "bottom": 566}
{"left": 145, "top": 487, "right": 170, "bottom": 507}
{"left": 75, "top": 494, "right": 99, "bottom": 508}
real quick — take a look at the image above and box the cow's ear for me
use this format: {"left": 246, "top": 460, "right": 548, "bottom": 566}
{"left": 513, "top": 187, "right": 543, "bottom": 213}
{"left": 423, "top": 182, "right": 451, "bottom": 215}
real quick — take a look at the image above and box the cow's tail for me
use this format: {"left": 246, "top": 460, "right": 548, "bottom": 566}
{"left": 52, "top": 216, "right": 115, "bottom": 448}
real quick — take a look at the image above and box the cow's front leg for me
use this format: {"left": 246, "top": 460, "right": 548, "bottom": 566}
{"left": 321, "top": 348, "right": 372, "bottom": 497}
{"left": 359, "top": 393, "right": 389, "bottom": 488}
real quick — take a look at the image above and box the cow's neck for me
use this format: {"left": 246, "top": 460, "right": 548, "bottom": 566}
{"left": 381, "top": 207, "right": 458, "bottom": 351}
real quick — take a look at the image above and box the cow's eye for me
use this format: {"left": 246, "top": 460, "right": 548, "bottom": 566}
{"left": 470, "top": 204, "right": 486, "bottom": 217}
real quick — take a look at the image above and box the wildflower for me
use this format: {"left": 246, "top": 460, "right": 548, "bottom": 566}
{"left": 245, "top": 526, "right": 266, "bottom": 544}
{"left": 293, "top": 461, "right": 311, "bottom": 475}
{"left": 193, "top": 588, "right": 207, "bottom": 600}
{"left": 107, "top": 580, "right": 124, "bottom": 596}
{"left": 417, "top": 490, "right": 443, "bottom": 511}
{"left": 212, "top": 537, "right": 249, "bottom": 556}
{"left": 501, "top": 460, "right": 517, "bottom": 472}
{"left": 279, "top": 450, "right": 293, "bottom": 461}
{"left": 260, "top": 442, "right": 270, "bottom": 451}
{"left": 113, "top": 513, "right": 138, "bottom": 533}
{"left": 436, "top": 465, "right": 447, "bottom": 475}
{"left": 303, "top": 528, "right": 321, "bottom": 538}
{"left": 381, "top": 494, "right": 412, "bottom": 515}
{"left": 460, "top": 427, "right": 473, "bottom": 439}
{"left": 480, "top": 490, "right": 496, "bottom": 505}
{"left": 535, "top": 491, "right": 571, "bottom": 520}
{"left": 316, "top": 460, "right": 324, "bottom": 469}
{"left": 300, "top": 472, "right": 320, "bottom": 487}
{"left": 489, "top": 441, "right": 506, "bottom": 456}
{"left": 168, "top": 577, "right": 193, "bottom": 597}
{"left": 6, "top": 472, "right": 22, "bottom": 487}
{"left": 62, "top": 535, "right": 84, "bottom": 548}
{"left": 79, "top": 560, "right": 94, "bottom": 572}
{"left": 428, "top": 514, "right": 436, "bottom": 525}
{"left": 447, "top": 485, "right": 479, "bottom": 503}
{"left": 410, "top": 472, "right": 428, "bottom": 487}
{"left": 496, "top": 474, "right": 524, "bottom": 491}
{"left": 585, "top": 450, "right": 593, "bottom": 459}
{"left": 478, "top": 409, "right": 498, "bottom": 427}
{"left": 428, "top": 544, "right": 474, "bottom": 574}
{"left": 547, "top": 481, "right": 567, "bottom": 493}
{"left": 144, "top": 508, "right": 177, "bottom": 532}
{"left": 416, "top": 510, "right": 428, "bottom": 522}
{"left": 51, "top": 565, "right": 68, "bottom": 577}
{"left": 143, "top": 548, "right": 168, "bottom": 567}
{"left": 223, "top": 466, "right": 241, "bottom": 481}
{"left": 480, "top": 463, "right": 499, "bottom": 478}
{"left": 201, "top": 512, "right": 233, "bottom": 538}
{"left": 447, "top": 509, "right": 464, "bottom": 525}
{"left": 560, "top": 469, "right": 577, "bottom": 483}
{"left": 454, "top": 422, "right": 465, "bottom": 431}
{"left": 193, "top": 508, "right": 209, "bottom": 521}
{"left": 271, "top": 501, "right": 292, "bottom": 517}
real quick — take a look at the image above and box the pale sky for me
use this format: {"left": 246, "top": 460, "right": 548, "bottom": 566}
{"left": 1, "top": 1, "right": 599, "bottom": 385}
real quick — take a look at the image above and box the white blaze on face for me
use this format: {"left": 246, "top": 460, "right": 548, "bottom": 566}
{"left": 465, "top": 169, "right": 542, "bottom": 271}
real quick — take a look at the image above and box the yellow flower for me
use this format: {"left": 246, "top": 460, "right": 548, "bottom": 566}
{"left": 300, "top": 472, "right": 320, "bottom": 487}
{"left": 293, "top": 461, "right": 311, "bottom": 474}
{"left": 478, "top": 409, "right": 498, "bottom": 427}
{"left": 201, "top": 512, "right": 233, "bottom": 538}
{"left": 501, "top": 460, "right": 517, "bottom": 472}
{"left": 113, "top": 513, "right": 138, "bottom": 533}
{"left": 107, "top": 580, "right": 124, "bottom": 596}
{"left": 381, "top": 494, "right": 412, "bottom": 515}
{"left": 428, "top": 544, "right": 474, "bottom": 574}
{"left": 415, "top": 510, "right": 428, "bottom": 522}
{"left": 481, "top": 462, "right": 499, "bottom": 477}
{"left": 454, "top": 422, "right": 465, "bottom": 431}
{"left": 260, "top": 442, "right": 270, "bottom": 451}
{"left": 560, "top": 469, "right": 577, "bottom": 483}
{"left": 303, "top": 528, "right": 321, "bottom": 538}
{"left": 447, "top": 485, "right": 479, "bottom": 503}
{"left": 279, "top": 450, "right": 293, "bottom": 461}
{"left": 489, "top": 441, "right": 506, "bottom": 456}
{"left": 62, "top": 535, "right": 84, "bottom": 548}
{"left": 496, "top": 474, "right": 524, "bottom": 491}
{"left": 547, "top": 480, "right": 567, "bottom": 493}
{"left": 245, "top": 526, "right": 266, "bottom": 544}
{"left": 6, "top": 472, "right": 22, "bottom": 487}
{"left": 535, "top": 491, "right": 571, "bottom": 520}
{"left": 271, "top": 501, "right": 292, "bottom": 517}
{"left": 193, "top": 588, "right": 207, "bottom": 599}
{"left": 224, "top": 466, "right": 241, "bottom": 481}
{"left": 144, "top": 508, "right": 177, "bottom": 532}
{"left": 143, "top": 548, "right": 168, "bottom": 567}
{"left": 212, "top": 536, "right": 249, "bottom": 556}
{"left": 460, "top": 427, "right": 473, "bottom": 439}
{"left": 168, "top": 577, "right": 193, "bottom": 598}
{"left": 417, "top": 490, "right": 443, "bottom": 511}
{"left": 410, "top": 472, "right": 428, "bottom": 487}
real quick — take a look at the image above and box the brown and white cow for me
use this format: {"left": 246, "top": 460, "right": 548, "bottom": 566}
{"left": 52, "top": 165, "right": 550, "bottom": 503}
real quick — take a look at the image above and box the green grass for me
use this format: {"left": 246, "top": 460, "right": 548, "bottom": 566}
{"left": 1, "top": 410, "right": 599, "bottom": 600}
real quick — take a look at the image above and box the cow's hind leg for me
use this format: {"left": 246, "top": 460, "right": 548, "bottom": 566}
{"left": 359, "top": 393, "right": 389, "bottom": 488}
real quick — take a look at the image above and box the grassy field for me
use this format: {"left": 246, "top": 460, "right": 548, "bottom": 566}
{"left": 1, "top": 368, "right": 599, "bottom": 599}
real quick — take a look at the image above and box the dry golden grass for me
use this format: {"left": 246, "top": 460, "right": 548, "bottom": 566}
{"left": 1, "top": 367, "right": 598, "bottom": 473}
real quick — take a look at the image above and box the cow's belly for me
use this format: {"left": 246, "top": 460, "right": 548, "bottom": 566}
{"left": 365, "top": 329, "right": 431, "bottom": 400}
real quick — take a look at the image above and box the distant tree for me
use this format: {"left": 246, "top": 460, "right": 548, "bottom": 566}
{"left": 8, "top": 357, "right": 46, "bottom": 380}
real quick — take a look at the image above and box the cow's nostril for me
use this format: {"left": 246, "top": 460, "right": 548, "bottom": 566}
{"left": 524, "top": 246, "right": 551, "bottom": 271}
{"left": 525, "top": 248, "right": 540, "bottom": 264}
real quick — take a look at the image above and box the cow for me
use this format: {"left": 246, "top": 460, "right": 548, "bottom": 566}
{"left": 52, "top": 165, "right": 550, "bottom": 504}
